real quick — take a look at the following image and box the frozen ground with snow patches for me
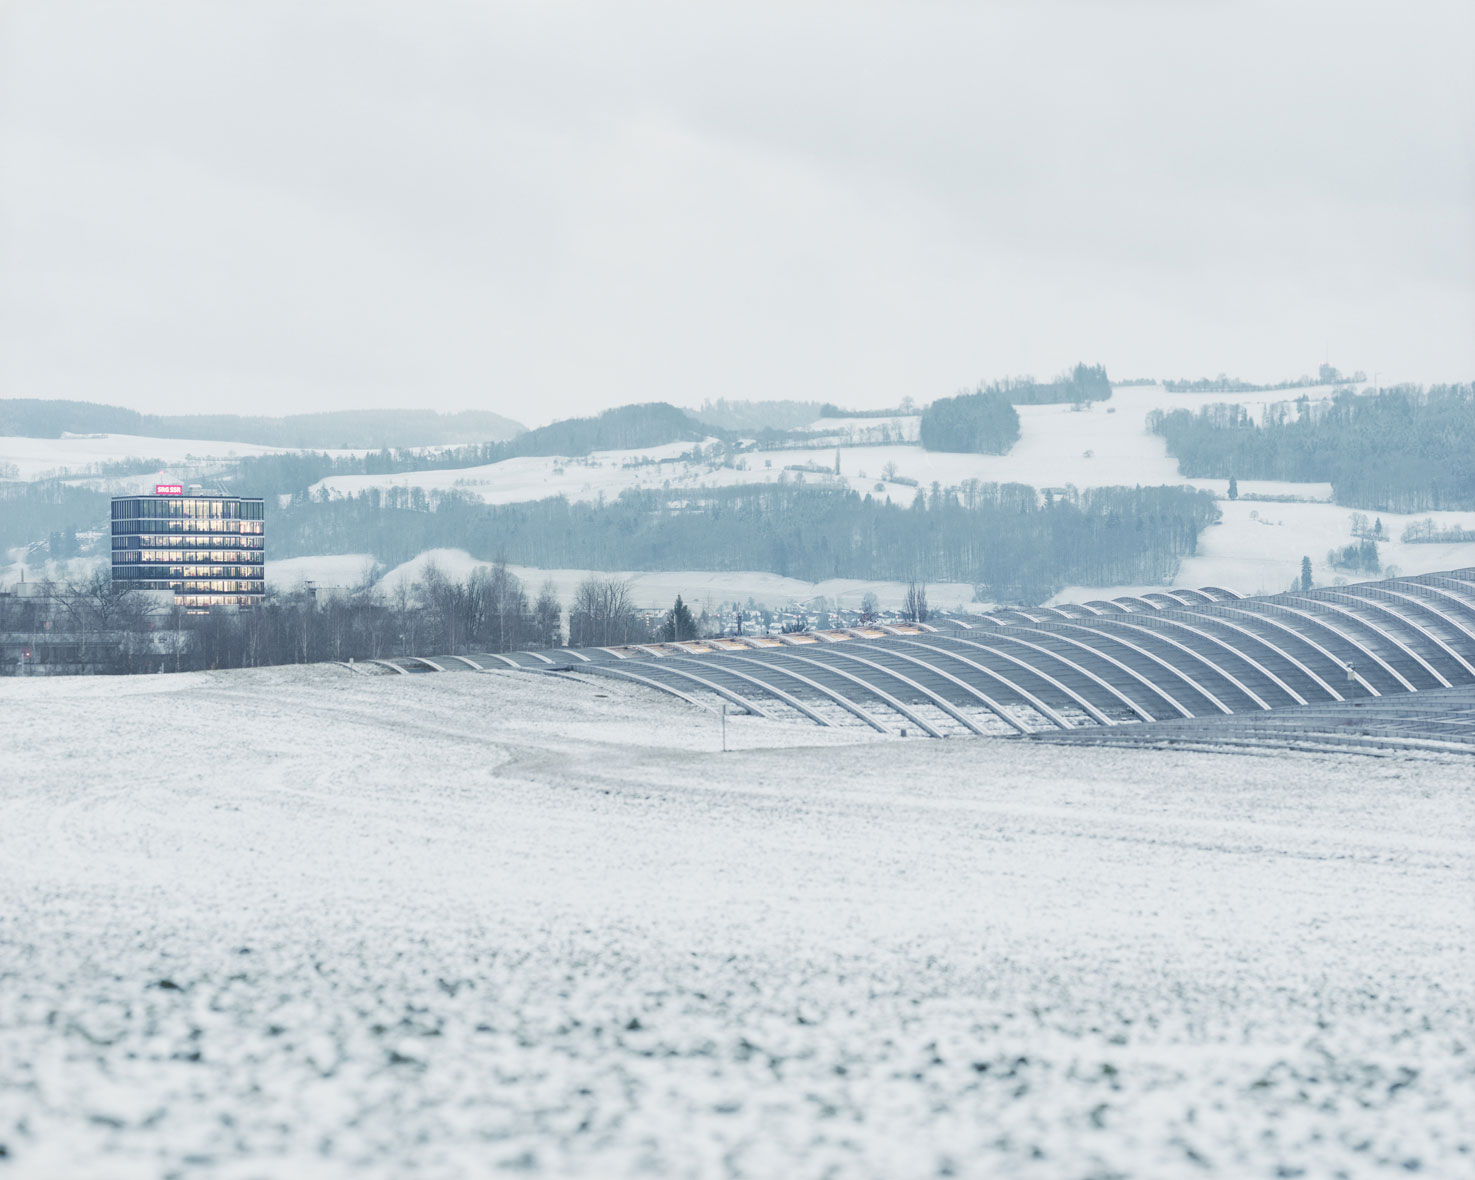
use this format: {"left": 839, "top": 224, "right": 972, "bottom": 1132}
{"left": 2, "top": 665, "right": 1471, "bottom": 1178}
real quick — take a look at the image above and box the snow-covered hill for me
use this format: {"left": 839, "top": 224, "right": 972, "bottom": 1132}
{"left": 1052, "top": 499, "right": 1475, "bottom": 601}
{"left": 0, "top": 432, "right": 347, "bottom": 482}
{"left": 275, "top": 380, "right": 1475, "bottom": 602}
{"left": 11, "top": 381, "right": 1475, "bottom": 604}
{"left": 302, "top": 383, "right": 1357, "bottom": 509}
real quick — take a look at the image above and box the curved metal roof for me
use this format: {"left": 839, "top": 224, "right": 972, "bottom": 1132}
{"left": 439, "top": 568, "right": 1475, "bottom": 747}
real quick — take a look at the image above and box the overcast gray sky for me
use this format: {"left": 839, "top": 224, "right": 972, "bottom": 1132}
{"left": 2, "top": 1, "right": 1471, "bottom": 426}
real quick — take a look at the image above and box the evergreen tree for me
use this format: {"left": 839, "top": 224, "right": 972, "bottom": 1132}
{"left": 1227, "top": 475, "right": 1238, "bottom": 500}
{"left": 659, "top": 595, "right": 698, "bottom": 642}
{"left": 1300, "top": 555, "right": 1313, "bottom": 591}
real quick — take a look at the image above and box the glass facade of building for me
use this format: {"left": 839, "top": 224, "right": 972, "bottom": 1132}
{"left": 110, "top": 493, "right": 266, "bottom": 609}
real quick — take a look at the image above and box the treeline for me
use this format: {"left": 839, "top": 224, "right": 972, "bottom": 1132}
{"left": 690, "top": 398, "right": 823, "bottom": 432}
{"left": 982, "top": 363, "right": 1111, "bottom": 405}
{"left": 1, "top": 564, "right": 569, "bottom": 675}
{"left": 1148, "top": 385, "right": 1475, "bottom": 511}
{"left": 818, "top": 403, "right": 912, "bottom": 419}
{"left": 1162, "top": 365, "right": 1364, "bottom": 394}
{"left": 225, "top": 401, "right": 718, "bottom": 495}
{"left": 0, "top": 400, "right": 524, "bottom": 448}
{"left": 918, "top": 390, "right": 1020, "bottom": 454}
{"left": 269, "top": 482, "right": 1219, "bottom": 604}
{"left": 1401, "top": 518, "right": 1475, "bottom": 544}
{"left": 0, "top": 481, "right": 110, "bottom": 553}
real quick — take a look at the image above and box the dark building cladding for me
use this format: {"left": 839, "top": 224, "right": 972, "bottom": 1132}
{"left": 110, "top": 491, "right": 266, "bottom": 609}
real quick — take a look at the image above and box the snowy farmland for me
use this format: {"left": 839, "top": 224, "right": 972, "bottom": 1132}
{"left": 304, "top": 385, "right": 1357, "bottom": 512}
{"left": 2, "top": 665, "right": 1471, "bottom": 1177}
{"left": 8, "top": 381, "right": 1475, "bottom": 610}
{"left": 276, "top": 381, "right": 1475, "bottom": 607}
{"left": 0, "top": 432, "right": 361, "bottom": 483}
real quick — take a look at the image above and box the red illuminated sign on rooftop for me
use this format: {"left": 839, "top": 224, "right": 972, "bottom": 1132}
{"left": 155, "top": 484, "right": 183, "bottom": 495}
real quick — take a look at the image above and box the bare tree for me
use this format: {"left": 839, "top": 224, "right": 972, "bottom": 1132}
{"left": 902, "top": 579, "right": 929, "bottom": 623}
{"left": 467, "top": 559, "right": 528, "bottom": 652}
{"left": 571, "top": 575, "right": 638, "bottom": 647}
{"left": 533, "top": 580, "right": 563, "bottom": 648}
{"left": 419, "top": 559, "right": 470, "bottom": 654}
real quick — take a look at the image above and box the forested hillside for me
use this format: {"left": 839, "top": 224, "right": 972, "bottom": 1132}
{"left": 919, "top": 390, "right": 1020, "bottom": 454}
{"left": 0, "top": 482, "right": 108, "bottom": 553}
{"left": 508, "top": 402, "right": 713, "bottom": 454}
{"left": 1148, "top": 385, "right": 1475, "bottom": 511}
{"left": 0, "top": 400, "right": 525, "bottom": 448}
{"left": 222, "top": 402, "right": 717, "bottom": 491}
{"left": 272, "top": 483, "right": 1218, "bottom": 604}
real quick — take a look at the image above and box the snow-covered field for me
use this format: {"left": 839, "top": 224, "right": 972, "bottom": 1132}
{"left": 1051, "top": 500, "right": 1475, "bottom": 602}
{"left": 304, "top": 386, "right": 1353, "bottom": 512}
{"left": 310, "top": 440, "right": 710, "bottom": 509}
{"left": 270, "top": 382, "right": 1475, "bottom": 608}
{"left": 0, "top": 433, "right": 349, "bottom": 482}
{"left": 2, "top": 665, "right": 1471, "bottom": 1177}
{"left": 10, "top": 381, "right": 1475, "bottom": 610}
{"left": 266, "top": 553, "right": 381, "bottom": 592}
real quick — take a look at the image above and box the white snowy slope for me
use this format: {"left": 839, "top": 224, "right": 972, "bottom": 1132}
{"left": 265, "top": 553, "right": 380, "bottom": 590}
{"left": 1049, "top": 501, "right": 1475, "bottom": 602}
{"left": 311, "top": 440, "right": 711, "bottom": 507}
{"left": 303, "top": 385, "right": 1357, "bottom": 511}
{"left": 276, "top": 381, "right": 1475, "bottom": 603}
{"left": 1, "top": 666, "right": 1471, "bottom": 1178}
{"left": 0, "top": 433, "right": 357, "bottom": 482}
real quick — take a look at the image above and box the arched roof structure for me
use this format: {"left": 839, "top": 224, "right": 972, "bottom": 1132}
{"left": 438, "top": 569, "right": 1475, "bottom": 745}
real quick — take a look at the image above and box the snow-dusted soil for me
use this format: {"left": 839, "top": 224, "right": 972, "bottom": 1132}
{"left": 2, "top": 666, "right": 1471, "bottom": 1179}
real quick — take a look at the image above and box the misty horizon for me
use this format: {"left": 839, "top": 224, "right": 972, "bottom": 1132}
{"left": 2, "top": 1, "right": 1472, "bottom": 427}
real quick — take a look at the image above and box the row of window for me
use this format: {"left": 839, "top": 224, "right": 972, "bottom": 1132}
{"left": 113, "top": 534, "right": 265, "bottom": 550}
{"left": 121, "top": 579, "right": 265, "bottom": 593}
{"left": 111, "top": 497, "right": 266, "bottom": 521}
{"left": 114, "top": 550, "right": 264, "bottom": 564}
{"left": 112, "top": 519, "right": 265, "bottom": 535}
{"left": 114, "top": 563, "right": 264, "bottom": 579}
{"left": 177, "top": 595, "right": 261, "bottom": 608}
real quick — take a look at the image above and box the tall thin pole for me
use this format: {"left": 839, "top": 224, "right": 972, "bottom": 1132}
{"left": 721, "top": 702, "right": 727, "bottom": 753}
